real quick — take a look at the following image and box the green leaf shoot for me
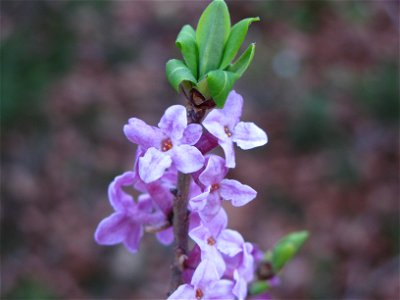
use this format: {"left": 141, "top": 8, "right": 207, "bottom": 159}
{"left": 249, "top": 281, "right": 270, "bottom": 295}
{"left": 176, "top": 25, "right": 198, "bottom": 80}
{"left": 165, "top": 59, "right": 197, "bottom": 92}
{"left": 166, "top": 0, "right": 260, "bottom": 108}
{"left": 271, "top": 230, "right": 309, "bottom": 272}
{"left": 206, "top": 69, "right": 238, "bottom": 107}
{"left": 196, "top": 0, "right": 230, "bottom": 77}
{"left": 226, "top": 43, "right": 256, "bottom": 78}
{"left": 220, "top": 17, "right": 260, "bottom": 69}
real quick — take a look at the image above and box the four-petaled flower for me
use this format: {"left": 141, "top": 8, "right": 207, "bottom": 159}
{"left": 224, "top": 242, "right": 255, "bottom": 300}
{"left": 203, "top": 91, "right": 268, "bottom": 168}
{"left": 94, "top": 172, "right": 166, "bottom": 253}
{"left": 189, "top": 208, "right": 250, "bottom": 285}
{"left": 190, "top": 155, "right": 257, "bottom": 220}
{"left": 168, "top": 279, "right": 235, "bottom": 300}
{"left": 124, "top": 105, "right": 205, "bottom": 183}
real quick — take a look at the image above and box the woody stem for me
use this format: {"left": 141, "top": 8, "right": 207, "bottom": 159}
{"left": 169, "top": 91, "right": 216, "bottom": 293}
{"left": 170, "top": 172, "right": 191, "bottom": 292}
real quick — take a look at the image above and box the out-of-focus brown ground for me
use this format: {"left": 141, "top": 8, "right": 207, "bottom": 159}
{"left": 1, "top": 1, "right": 399, "bottom": 299}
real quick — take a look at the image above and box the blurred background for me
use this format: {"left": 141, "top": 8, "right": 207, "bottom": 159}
{"left": 1, "top": 1, "right": 399, "bottom": 299}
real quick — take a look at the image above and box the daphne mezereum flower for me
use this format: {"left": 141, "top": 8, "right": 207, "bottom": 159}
{"left": 190, "top": 155, "right": 257, "bottom": 220}
{"left": 224, "top": 242, "right": 255, "bottom": 300}
{"left": 124, "top": 105, "right": 204, "bottom": 183}
{"left": 189, "top": 208, "right": 249, "bottom": 283}
{"left": 170, "top": 235, "right": 235, "bottom": 299}
{"left": 94, "top": 172, "right": 166, "bottom": 253}
{"left": 168, "top": 279, "right": 234, "bottom": 300}
{"left": 202, "top": 91, "right": 268, "bottom": 168}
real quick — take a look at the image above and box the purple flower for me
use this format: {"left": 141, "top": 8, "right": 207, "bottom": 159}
{"left": 189, "top": 209, "right": 248, "bottom": 284}
{"left": 190, "top": 155, "right": 257, "bottom": 219}
{"left": 236, "top": 242, "right": 255, "bottom": 282}
{"left": 202, "top": 91, "right": 268, "bottom": 168}
{"left": 170, "top": 249, "right": 235, "bottom": 300}
{"left": 145, "top": 181, "right": 175, "bottom": 245}
{"left": 227, "top": 242, "right": 255, "bottom": 300}
{"left": 94, "top": 172, "right": 166, "bottom": 253}
{"left": 182, "top": 244, "right": 202, "bottom": 284}
{"left": 168, "top": 280, "right": 235, "bottom": 300}
{"left": 124, "top": 105, "right": 205, "bottom": 183}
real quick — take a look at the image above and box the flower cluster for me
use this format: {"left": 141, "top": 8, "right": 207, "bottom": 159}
{"left": 95, "top": 91, "right": 268, "bottom": 299}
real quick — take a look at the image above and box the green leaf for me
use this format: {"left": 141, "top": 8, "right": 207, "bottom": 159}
{"left": 176, "top": 25, "right": 198, "bottom": 80}
{"left": 206, "top": 70, "right": 238, "bottom": 108}
{"left": 196, "top": 78, "right": 211, "bottom": 99}
{"left": 226, "top": 43, "right": 256, "bottom": 77}
{"left": 220, "top": 17, "right": 260, "bottom": 69}
{"left": 249, "top": 281, "right": 270, "bottom": 295}
{"left": 271, "top": 230, "right": 309, "bottom": 272}
{"left": 166, "top": 59, "right": 197, "bottom": 92}
{"left": 196, "top": 0, "right": 230, "bottom": 77}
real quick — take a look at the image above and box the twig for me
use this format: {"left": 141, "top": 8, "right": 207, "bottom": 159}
{"left": 170, "top": 172, "right": 192, "bottom": 291}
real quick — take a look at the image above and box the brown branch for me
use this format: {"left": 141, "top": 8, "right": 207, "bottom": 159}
{"left": 170, "top": 172, "right": 192, "bottom": 292}
{"left": 169, "top": 88, "right": 217, "bottom": 294}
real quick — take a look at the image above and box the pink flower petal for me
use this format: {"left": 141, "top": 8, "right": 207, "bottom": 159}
{"left": 94, "top": 212, "right": 131, "bottom": 245}
{"left": 220, "top": 90, "right": 243, "bottom": 129}
{"left": 123, "top": 222, "right": 143, "bottom": 253}
{"left": 233, "top": 121, "right": 268, "bottom": 150}
{"left": 217, "top": 229, "right": 244, "bottom": 257}
{"left": 189, "top": 189, "right": 210, "bottom": 212}
{"left": 198, "top": 191, "right": 222, "bottom": 222}
{"left": 123, "top": 118, "right": 163, "bottom": 149}
{"left": 156, "top": 227, "right": 174, "bottom": 246}
{"left": 239, "top": 242, "right": 255, "bottom": 281}
{"left": 167, "top": 284, "right": 194, "bottom": 300}
{"left": 233, "top": 270, "right": 248, "bottom": 300}
{"left": 220, "top": 179, "right": 257, "bottom": 207}
{"left": 206, "top": 279, "right": 235, "bottom": 299}
{"left": 203, "top": 207, "right": 228, "bottom": 236}
{"left": 202, "top": 110, "right": 230, "bottom": 142}
{"left": 199, "top": 155, "right": 227, "bottom": 187}
{"left": 138, "top": 147, "right": 172, "bottom": 183}
{"left": 191, "top": 258, "right": 221, "bottom": 288}
{"left": 158, "top": 105, "right": 187, "bottom": 141}
{"left": 204, "top": 246, "right": 226, "bottom": 278}
{"left": 189, "top": 225, "right": 210, "bottom": 250}
{"left": 181, "top": 123, "right": 203, "bottom": 145}
{"left": 107, "top": 171, "right": 136, "bottom": 212}
{"left": 220, "top": 140, "right": 235, "bottom": 168}
{"left": 172, "top": 145, "right": 204, "bottom": 174}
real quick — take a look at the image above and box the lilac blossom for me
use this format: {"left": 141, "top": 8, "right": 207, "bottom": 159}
{"left": 94, "top": 172, "right": 167, "bottom": 253}
{"left": 124, "top": 105, "right": 205, "bottom": 183}
{"left": 202, "top": 91, "right": 268, "bottom": 168}
{"left": 190, "top": 155, "right": 257, "bottom": 220}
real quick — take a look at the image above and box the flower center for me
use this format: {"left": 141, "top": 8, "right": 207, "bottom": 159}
{"left": 207, "top": 236, "right": 216, "bottom": 246}
{"left": 211, "top": 183, "right": 220, "bottom": 192}
{"left": 224, "top": 126, "right": 232, "bottom": 137}
{"left": 195, "top": 288, "right": 204, "bottom": 300}
{"left": 161, "top": 138, "right": 173, "bottom": 152}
